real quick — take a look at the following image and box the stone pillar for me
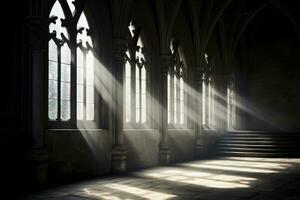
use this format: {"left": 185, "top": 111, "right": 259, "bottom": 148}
{"left": 159, "top": 55, "right": 172, "bottom": 165}
{"left": 216, "top": 74, "right": 229, "bottom": 133}
{"left": 111, "top": 38, "right": 127, "bottom": 174}
{"left": 194, "top": 67, "right": 204, "bottom": 157}
{"left": 25, "top": 16, "right": 49, "bottom": 185}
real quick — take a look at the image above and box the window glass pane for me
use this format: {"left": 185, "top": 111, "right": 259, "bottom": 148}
{"left": 167, "top": 73, "right": 171, "bottom": 124}
{"left": 86, "top": 103, "right": 94, "bottom": 120}
{"left": 61, "top": 82, "right": 70, "bottom": 100}
{"left": 86, "top": 51, "right": 93, "bottom": 70}
{"left": 180, "top": 78, "right": 184, "bottom": 124}
{"left": 141, "top": 68, "right": 146, "bottom": 123}
{"left": 77, "top": 68, "right": 84, "bottom": 84}
{"left": 136, "top": 108, "right": 140, "bottom": 123}
{"left": 86, "top": 70, "right": 93, "bottom": 86}
{"left": 212, "top": 87, "right": 215, "bottom": 126}
{"left": 61, "top": 43, "right": 71, "bottom": 64}
{"left": 48, "top": 99, "right": 57, "bottom": 120}
{"left": 208, "top": 82, "right": 211, "bottom": 125}
{"left": 86, "top": 86, "right": 94, "bottom": 104}
{"left": 48, "top": 80, "right": 58, "bottom": 99}
{"left": 49, "top": 60, "right": 58, "bottom": 80}
{"left": 77, "top": 84, "right": 84, "bottom": 103}
{"left": 202, "top": 81, "right": 206, "bottom": 125}
{"left": 141, "top": 108, "right": 146, "bottom": 123}
{"left": 48, "top": 40, "right": 57, "bottom": 61}
{"left": 61, "top": 64, "right": 70, "bottom": 82}
{"left": 125, "top": 61, "right": 131, "bottom": 122}
{"left": 141, "top": 66, "right": 146, "bottom": 81}
{"left": 77, "top": 48, "right": 84, "bottom": 67}
{"left": 174, "top": 76, "right": 177, "bottom": 124}
{"left": 61, "top": 100, "right": 70, "bottom": 120}
{"left": 136, "top": 65, "right": 140, "bottom": 122}
{"left": 77, "top": 102, "right": 84, "bottom": 120}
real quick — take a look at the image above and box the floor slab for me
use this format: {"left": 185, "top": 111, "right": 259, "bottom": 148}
{"left": 19, "top": 157, "right": 300, "bottom": 200}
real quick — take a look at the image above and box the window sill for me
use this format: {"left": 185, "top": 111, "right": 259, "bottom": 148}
{"left": 168, "top": 128, "right": 194, "bottom": 131}
{"left": 46, "top": 129, "right": 108, "bottom": 134}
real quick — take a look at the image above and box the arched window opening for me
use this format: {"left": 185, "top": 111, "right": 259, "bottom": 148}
{"left": 168, "top": 41, "right": 186, "bottom": 126}
{"left": 202, "top": 73, "right": 206, "bottom": 125}
{"left": 48, "top": 0, "right": 95, "bottom": 125}
{"left": 125, "top": 22, "right": 147, "bottom": 126}
{"left": 202, "top": 53, "right": 215, "bottom": 129}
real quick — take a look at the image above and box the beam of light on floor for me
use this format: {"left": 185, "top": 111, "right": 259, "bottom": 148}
{"left": 103, "top": 183, "right": 177, "bottom": 200}
{"left": 202, "top": 159, "right": 291, "bottom": 170}
{"left": 137, "top": 167, "right": 256, "bottom": 189}
{"left": 181, "top": 162, "right": 278, "bottom": 173}
{"left": 84, "top": 188, "right": 133, "bottom": 200}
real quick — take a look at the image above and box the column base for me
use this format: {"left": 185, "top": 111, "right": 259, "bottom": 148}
{"left": 111, "top": 145, "right": 127, "bottom": 174}
{"left": 194, "top": 138, "right": 204, "bottom": 158}
{"left": 25, "top": 148, "right": 48, "bottom": 186}
{"left": 159, "top": 143, "right": 170, "bottom": 165}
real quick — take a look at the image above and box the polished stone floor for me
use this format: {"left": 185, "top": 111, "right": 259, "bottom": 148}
{"left": 20, "top": 157, "right": 300, "bottom": 200}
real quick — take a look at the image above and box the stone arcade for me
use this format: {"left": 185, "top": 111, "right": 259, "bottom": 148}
{"left": 1, "top": 0, "right": 300, "bottom": 199}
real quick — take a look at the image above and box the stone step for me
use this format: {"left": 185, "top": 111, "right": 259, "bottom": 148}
{"left": 221, "top": 137, "right": 300, "bottom": 141}
{"left": 218, "top": 140, "right": 298, "bottom": 144}
{"left": 216, "top": 151, "right": 300, "bottom": 158}
{"left": 219, "top": 143, "right": 300, "bottom": 148}
{"left": 217, "top": 146, "right": 300, "bottom": 153}
{"left": 215, "top": 131, "right": 300, "bottom": 158}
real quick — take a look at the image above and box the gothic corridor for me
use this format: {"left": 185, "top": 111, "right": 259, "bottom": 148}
{"left": 1, "top": 0, "right": 300, "bottom": 199}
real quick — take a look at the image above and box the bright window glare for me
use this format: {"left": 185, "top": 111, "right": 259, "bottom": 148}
{"left": 125, "top": 32, "right": 147, "bottom": 124}
{"left": 125, "top": 60, "right": 131, "bottom": 123}
{"left": 49, "top": 1, "right": 94, "bottom": 122}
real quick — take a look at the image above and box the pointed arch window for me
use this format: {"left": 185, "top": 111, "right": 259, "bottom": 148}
{"left": 202, "top": 53, "right": 215, "bottom": 128}
{"left": 168, "top": 41, "right": 186, "bottom": 126}
{"left": 48, "top": 0, "right": 95, "bottom": 126}
{"left": 125, "top": 22, "right": 148, "bottom": 125}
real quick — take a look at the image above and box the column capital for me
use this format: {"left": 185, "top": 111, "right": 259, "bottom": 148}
{"left": 160, "top": 54, "right": 173, "bottom": 76}
{"left": 159, "top": 140, "right": 170, "bottom": 165}
{"left": 112, "top": 38, "right": 127, "bottom": 64}
{"left": 111, "top": 144, "right": 127, "bottom": 174}
{"left": 26, "top": 16, "right": 48, "bottom": 50}
{"left": 194, "top": 66, "right": 205, "bottom": 83}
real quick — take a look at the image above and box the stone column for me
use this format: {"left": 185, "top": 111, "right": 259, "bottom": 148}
{"left": 216, "top": 74, "right": 229, "bottom": 133}
{"left": 194, "top": 67, "right": 204, "bottom": 157}
{"left": 25, "top": 16, "right": 48, "bottom": 185}
{"left": 159, "top": 55, "right": 172, "bottom": 165}
{"left": 111, "top": 38, "right": 127, "bottom": 174}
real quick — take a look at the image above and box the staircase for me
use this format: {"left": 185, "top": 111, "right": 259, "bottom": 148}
{"left": 215, "top": 131, "right": 300, "bottom": 157}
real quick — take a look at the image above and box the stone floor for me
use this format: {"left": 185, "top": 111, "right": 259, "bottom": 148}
{"left": 19, "top": 157, "right": 300, "bottom": 200}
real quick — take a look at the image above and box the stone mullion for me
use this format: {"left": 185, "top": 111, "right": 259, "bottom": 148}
{"left": 130, "top": 60, "right": 135, "bottom": 123}
{"left": 69, "top": 33, "right": 77, "bottom": 124}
